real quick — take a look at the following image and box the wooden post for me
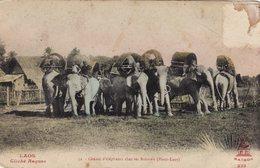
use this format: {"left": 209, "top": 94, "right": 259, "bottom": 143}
{"left": 17, "top": 91, "right": 22, "bottom": 106}
{"left": 6, "top": 86, "right": 9, "bottom": 106}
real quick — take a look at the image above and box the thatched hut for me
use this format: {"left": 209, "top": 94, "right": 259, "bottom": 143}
{"left": 142, "top": 49, "right": 164, "bottom": 68}
{"left": 1, "top": 56, "right": 44, "bottom": 89}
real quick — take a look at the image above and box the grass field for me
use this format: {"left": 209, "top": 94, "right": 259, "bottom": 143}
{"left": 0, "top": 102, "right": 259, "bottom": 152}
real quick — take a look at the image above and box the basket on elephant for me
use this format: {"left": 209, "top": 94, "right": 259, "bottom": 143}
{"left": 88, "top": 60, "right": 101, "bottom": 77}
{"left": 216, "top": 55, "right": 236, "bottom": 76}
{"left": 141, "top": 49, "right": 164, "bottom": 68}
{"left": 170, "top": 94, "right": 192, "bottom": 109}
{"left": 40, "top": 53, "right": 66, "bottom": 74}
{"left": 66, "top": 54, "right": 89, "bottom": 73}
{"left": 112, "top": 52, "right": 144, "bottom": 77}
{"left": 170, "top": 52, "right": 193, "bottom": 76}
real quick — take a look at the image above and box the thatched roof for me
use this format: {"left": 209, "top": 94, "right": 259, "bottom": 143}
{"left": 0, "top": 68, "right": 5, "bottom": 77}
{"left": 142, "top": 49, "right": 164, "bottom": 67}
{"left": 15, "top": 56, "right": 44, "bottom": 89}
{"left": 216, "top": 55, "right": 235, "bottom": 68}
{"left": 0, "top": 74, "right": 23, "bottom": 83}
{"left": 0, "top": 56, "right": 44, "bottom": 88}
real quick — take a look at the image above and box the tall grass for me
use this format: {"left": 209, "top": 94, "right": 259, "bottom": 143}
{"left": 198, "top": 133, "right": 244, "bottom": 151}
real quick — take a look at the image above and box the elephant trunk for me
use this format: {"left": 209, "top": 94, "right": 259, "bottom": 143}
{"left": 141, "top": 89, "right": 147, "bottom": 114}
{"left": 159, "top": 75, "right": 167, "bottom": 106}
{"left": 136, "top": 73, "right": 148, "bottom": 114}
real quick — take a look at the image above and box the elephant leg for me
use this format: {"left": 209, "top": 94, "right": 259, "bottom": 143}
{"left": 191, "top": 91, "right": 203, "bottom": 115}
{"left": 68, "top": 85, "right": 78, "bottom": 118}
{"left": 147, "top": 94, "right": 153, "bottom": 115}
{"left": 153, "top": 93, "right": 160, "bottom": 116}
{"left": 226, "top": 93, "right": 231, "bottom": 110}
{"left": 135, "top": 93, "right": 142, "bottom": 118}
{"left": 126, "top": 92, "right": 134, "bottom": 116}
{"left": 233, "top": 81, "right": 240, "bottom": 108}
{"left": 84, "top": 97, "right": 91, "bottom": 117}
{"left": 201, "top": 97, "right": 210, "bottom": 114}
{"left": 52, "top": 98, "right": 60, "bottom": 117}
{"left": 165, "top": 93, "right": 173, "bottom": 116}
{"left": 92, "top": 100, "right": 97, "bottom": 116}
{"left": 45, "top": 105, "right": 51, "bottom": 117}
{"left": 205, "top": 72, "right": 218, "bottom": 111}
{"left": 196, "top": 100, "right": 203, "bottom": 115}
{"left": 95, "top": 92, "right": 104, "bottom": 115}
{"left": 57, "top": 88, "right": 66, "bottom": 117}
{"left": 126, "top": 98, "right": 133, "bottom": 116}
{"left": 58, "top": 100, "right": 64, "bottom": 117}
{"left": 77, "top": 101, "right": 83, "bottom": 115}
{"left": 115, "top": 99, "right": 124, "bottom": 116}
{"left": 220, "top": 98, "right": 224, "bottom": 111}
{"left": 140, "top": 92, "right": 147, "bottom": 115}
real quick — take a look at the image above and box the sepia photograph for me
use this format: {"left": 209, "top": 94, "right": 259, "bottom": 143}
{"left": 0, "top": 0, "right": 260, "bottom": 167}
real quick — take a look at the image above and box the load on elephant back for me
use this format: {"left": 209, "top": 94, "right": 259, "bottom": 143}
{"left": 112, "top": 52, "right": 145, "bottom": 77}
{"left": 216, "top": 55, "right": 236, "bottom": 76}
{"left": 171, "top": 52, "right": 199, "bottom": 81}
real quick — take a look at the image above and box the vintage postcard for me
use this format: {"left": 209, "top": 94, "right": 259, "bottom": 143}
{"left": 0, "top": 0, "right": 260, "bottom": 168}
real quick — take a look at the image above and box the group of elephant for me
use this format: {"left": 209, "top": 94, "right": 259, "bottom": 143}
{"left": 41, "top": 52, "right": 240, "bottom": 119}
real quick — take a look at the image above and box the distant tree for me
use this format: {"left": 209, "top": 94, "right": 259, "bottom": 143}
{"left": 7, "top": 51, "right": 18, "bottom": 58}
{"left": 68, "top": 47, "right": 80, "bottom": 58}
{"left": 236, "top": 74, "right": 244, "bottom": 87}
{"left": 242, "top": 75, "right": 250, "bottom": 86}
{"left": 0, "top": 39, "right": 6, "bottom": 61}
{"left": 43, "top": 47, "right": 53, "bottom": 57}
{"left": 88, "top": 55, "right": 119, "bottom": 77}
{"left": 256, "top": 74, "right": 260, "bottom": 86}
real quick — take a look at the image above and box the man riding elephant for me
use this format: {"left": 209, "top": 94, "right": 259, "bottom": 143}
{"left": 216, "top": 55, "right": 236, "bottom": 76}
{"left": 80, "top": 61, "right": 92, "bottom": 77}
{"left": 183, "top": 53, "right": 198, "bottom": 81}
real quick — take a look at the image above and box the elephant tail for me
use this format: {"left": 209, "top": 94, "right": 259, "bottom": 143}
{"left": 215, "top": 73, "right": 223, "bottom": 101}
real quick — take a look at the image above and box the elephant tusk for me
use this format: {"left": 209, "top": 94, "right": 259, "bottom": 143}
{"left": 164, "top": 85, "right": 171, "bottom": 96}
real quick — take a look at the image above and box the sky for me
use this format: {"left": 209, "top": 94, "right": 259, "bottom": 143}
{"left": 0, "top": 1, "right": 259, "bottom": 76}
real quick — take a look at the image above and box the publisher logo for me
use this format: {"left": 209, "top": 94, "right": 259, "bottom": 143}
{"left": 234, "top": 138, "right": 253, "bottom": 162}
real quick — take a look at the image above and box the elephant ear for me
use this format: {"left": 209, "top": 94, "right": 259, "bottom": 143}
{"left": 136, "top": 73, "right": 148, "bottom": 86}
{"left": 52, "top": 74, "right": 62, "bottom": 86}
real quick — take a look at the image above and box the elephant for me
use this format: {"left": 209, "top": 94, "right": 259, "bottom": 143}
{"left": 111, "top": 71, "right": 149, "bottom": 118}
{"left": 66, "top": 73, "right": 100, "bottom": 118}
{"left": 95, "top": 77, "right": 114, "bottom": 114}
{"left": 214, "top": 71, "right": 240, "bottom": 111}
{"left": 42, "top": 69, "right": 66, "bottom": 117}
{"left": 144, "top": 67, "right": 173, "bottom": 116}
{"left": 156, "top": 65, "right": 218, "bottom": 116}
{"left": 41, "top": 53, "right": 67, "bottom": 117}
